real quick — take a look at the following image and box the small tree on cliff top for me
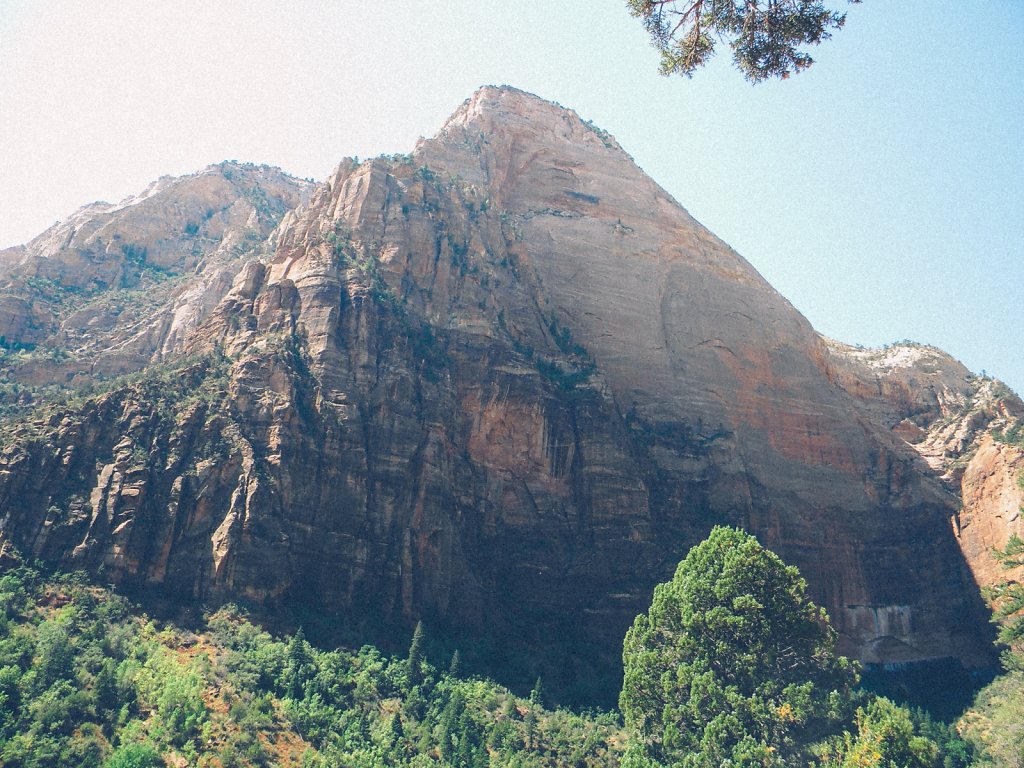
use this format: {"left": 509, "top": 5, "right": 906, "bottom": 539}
{"left": 620, "top": 525, "right": 857, "bottom": 767}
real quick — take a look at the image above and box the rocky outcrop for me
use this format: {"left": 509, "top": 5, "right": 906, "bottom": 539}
{"left": 826, "top": 338, "right": 1024, "bottom": 589}
{"left": 958, "top": 436, "right": 1024, "bottom": 585}
{"left": 0, "top": 163, "right": 312, "bottom": 384}
{"left": 0, "top": 87, "right": 1004, "bottom": 701}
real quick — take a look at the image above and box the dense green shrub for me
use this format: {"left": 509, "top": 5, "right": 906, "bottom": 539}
{"left": 620, "top": 526, "right": 857, "bottom": 766}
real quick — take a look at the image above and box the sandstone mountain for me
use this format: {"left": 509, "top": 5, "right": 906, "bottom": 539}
{"left": 0, "top": 87, "right": 1018, "bottom": 702}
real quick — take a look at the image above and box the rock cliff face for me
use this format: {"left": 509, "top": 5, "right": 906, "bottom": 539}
{"left": 825, "top": 340, "right": 1024, "bottom": 589}
{"left": 0, "top": 87, "right": 1009, "bottom": 700}
{"left": 0, "top": 163, "right": 312, "bottom": 382}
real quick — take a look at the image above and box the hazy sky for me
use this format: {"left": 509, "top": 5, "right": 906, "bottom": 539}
{"left": 1, "top": 1, "right": 1022, "bottom": 392}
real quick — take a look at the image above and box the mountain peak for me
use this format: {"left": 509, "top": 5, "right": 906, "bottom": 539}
{"left": 459, "top": 84, "right": 565, "bottom": 117}
{"left": 430, "top": 85, "right": 624, "bottom": 154}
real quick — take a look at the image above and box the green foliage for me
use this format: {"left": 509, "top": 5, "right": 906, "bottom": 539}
{"left": 985, "top": 533, "right": 1024, "bottom": 663}
{"left": 530, "top": 677, "right": 546, "bottom": 709}
{"left": 0, "top": 349, "right": 229, "bottom": 438}
{"left": 626, "top": 0, "right": 859, "bottom": 82}
{"left": 151, "top": 666, "right": 207, "bottom": 744}
{"left": 1, "top": 542, "right": 976, "bottom": 768}
{"left": 0, "top": 565, "right": 623, "bottom": 767}
{"left": 956, "top": 532, "right": 1024, "bottom": 764}
{"left": 620, "top": 525, "right": 858, "bottom": 766}
{"left": 818, "top": 698, "right": 937, "bottom": 768}
{"left": 519, "top": 314, "right": 597, "bottom": 395}
{"left": 991, "top": 420, "right": 1024, "bottom": 447}
{"left": 283, "top": 626, "right": 314, "bottom": 699}
{"left": 0, "top": 567, "right": 209, "bottom": 767}
{"left": 407, "top": 620, "right": 426, "bottom": 687}
{"left": 23, "top": 276, "right": 81, "bottom": 305}
{"left": 448, "top": 650, "right": 462, "bottom": 678}
{"left": 325, "top": 224, "right": 405, "bottom": 313}
{"left": 959, "top": 668, "right": 1024, "bottom": 766}
{"left": 581, "top": 119, "right": 615, "bottom": 148}
{"left": 120, "top": 243, "right": 148, "bottom": 267}
{"left": 105, "top": 742, "right": 163, "bottom": 768}
{"left": 908, "top": 707, "right": 974, "bottom": 768}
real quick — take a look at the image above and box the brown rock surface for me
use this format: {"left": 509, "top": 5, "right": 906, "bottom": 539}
{"left": 826, "top": 337, "right": 1024, "bottom": 590}
{"left": 958, "top": 437, "right": 1024, "bottom": 585}
{"left": 0, "top": 87, "right": 1004, "bottom": 700}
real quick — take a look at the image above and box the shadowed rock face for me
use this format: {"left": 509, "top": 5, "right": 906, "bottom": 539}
{"left": 0, "top": 87, "right": 1002, "bottom": 702}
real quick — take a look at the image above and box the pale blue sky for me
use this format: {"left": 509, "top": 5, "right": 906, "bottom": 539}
{"left": 1, "top": 1, "right": 1021, "bottom": 392}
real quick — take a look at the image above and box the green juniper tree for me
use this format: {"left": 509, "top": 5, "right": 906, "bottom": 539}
{"left": 620, "top": 525, "right": 857, "bottom": 767}
{"left": 626, "top": 0, "right": 861, "bottom": 82}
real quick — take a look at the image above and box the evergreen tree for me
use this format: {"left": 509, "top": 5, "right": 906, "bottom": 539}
{"left": 529, "top": 676, "right": 545, "bottom": 708}
{"left": 626, "top": 0, "right": 859, "bottom": 82}
{"left": 407, "top": 620, "right": 425, "bottom": 686}
{"left": 93, "top": 657, "right": 119, "bottom": 720}
{"left": 524, "top": 706, "right": 538, "bottom": 751}
{"left": 987, "top": 533, "right": 1024, "bottom": 668}
{"left": 448, "top": 649, "right": 462, "bottom": 677}
{"left": 390, "top": 711, "right": 405, "bottom": 750}
{"left": 620, "top": 525, "right": 857, "bottom": 767}
{"left": 283, "top": 627, "right": 312, "bottom": 700}
{"left": 456, "top": 732, "right": 474, "bottom": 768}
{"left": 35, "top": 619, "right": 74, "bottom": 688}
{"left": 472, "top": 739, "right": 490, "bottom": 768}
{"left": 440, "top": 689, "right": 466, "bottom": 761}
{"left": 357, "top": 711, "right": 372, "bottom": 744}
{"left": 406, "top": 684, "right": 427, "bottom": 720}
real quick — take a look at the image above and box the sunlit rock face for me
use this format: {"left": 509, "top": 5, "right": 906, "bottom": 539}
{"left": 0, "top": 163, "right": 312, "bottom": 378}
{"left": 0, "top": 87, "right": 1001, "bottom": 701}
